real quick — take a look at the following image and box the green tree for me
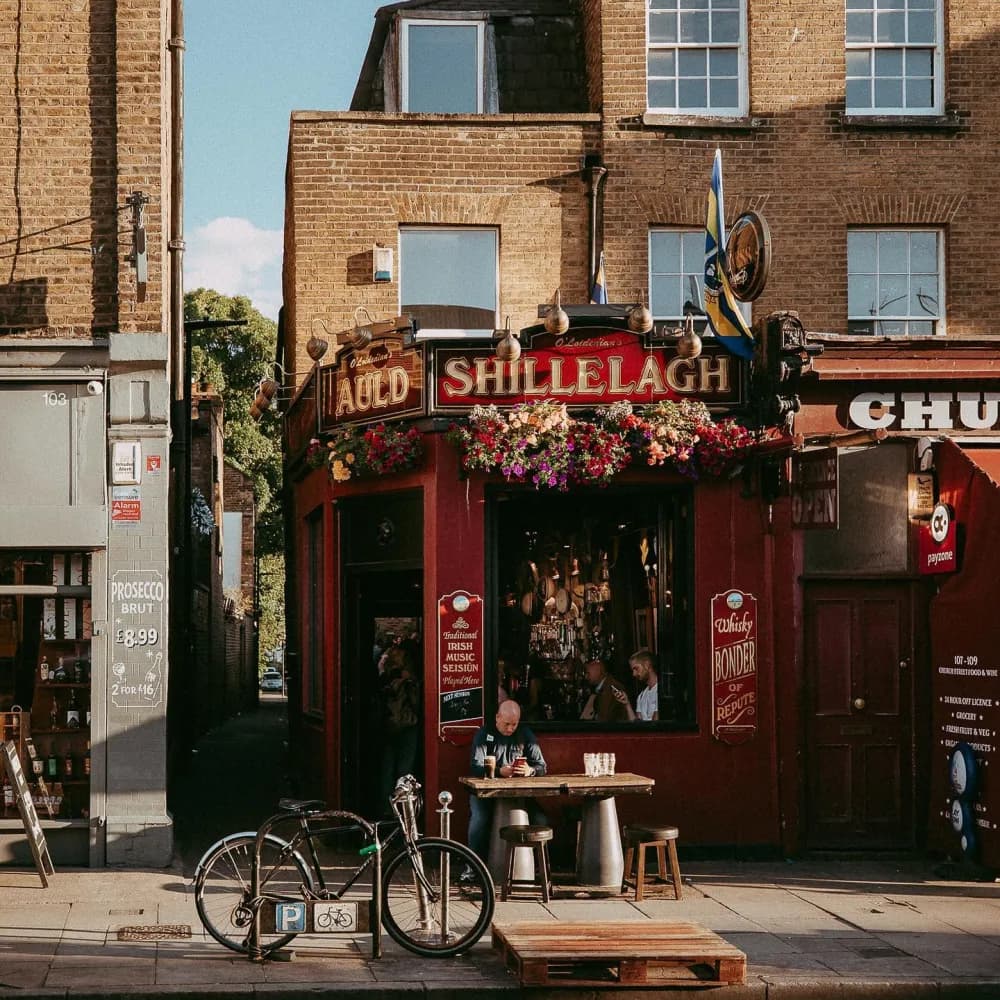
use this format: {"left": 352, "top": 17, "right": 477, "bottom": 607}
{"left": 184, "top": 288, "right": 284, "bottom": 664}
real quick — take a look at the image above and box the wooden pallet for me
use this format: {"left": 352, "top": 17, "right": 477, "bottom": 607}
{"left": 492, "top": 921, "right": 746, "bottom": 988}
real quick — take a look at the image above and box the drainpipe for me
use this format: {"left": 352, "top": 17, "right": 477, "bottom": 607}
{"left": 167, "top": 0, "right": 189, "bottom": 770}
{"left": 582, "top": 153, "right": 608, "bottom": 289}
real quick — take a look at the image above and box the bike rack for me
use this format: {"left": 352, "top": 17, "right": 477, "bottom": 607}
{"left": 248, "top": 808, "right": 382, "bottom": 962}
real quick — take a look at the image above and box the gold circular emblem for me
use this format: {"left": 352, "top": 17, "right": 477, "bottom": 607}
{"left": 725, "top": 211, "right": 771, "bottom": 302}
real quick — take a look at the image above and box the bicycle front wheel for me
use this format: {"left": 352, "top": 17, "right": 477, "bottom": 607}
{"left": 194, "top": 833, "right": 314, "bottom": 955}
{"left": 381, "top": 838, "right": 494, "bottom": 957}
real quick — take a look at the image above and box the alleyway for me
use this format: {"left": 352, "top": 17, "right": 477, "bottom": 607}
{"left": 168, "top": 692, "right": 292, "bottom": 874}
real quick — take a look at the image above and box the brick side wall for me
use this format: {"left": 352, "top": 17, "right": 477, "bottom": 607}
{"left": 0, "top": 0, "right": 166, "bottom": 336}
{"left": 223, "top": 461, "right": 256, "bottom": 606}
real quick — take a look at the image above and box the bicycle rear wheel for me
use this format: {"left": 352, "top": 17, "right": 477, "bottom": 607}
{"left": 381, "top": 838, "right": 494, "bottom": 957}
{"left": 194, "top": 833, "right": 314, "bottom": 955}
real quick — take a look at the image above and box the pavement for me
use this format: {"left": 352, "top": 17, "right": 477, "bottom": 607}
{"left": 3, "top": 699, "right": 1000, "bottom": 998}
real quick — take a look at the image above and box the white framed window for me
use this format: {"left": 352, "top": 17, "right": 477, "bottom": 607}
{"left": 847, "top": 228, "right": 943, "bottom": 336}
{"left": 400, "top": 227, "right": 498, "bottom": 338}
{"left": 401, "top": 19, "right": 484, "bottom": 113}
{"left": 649, "top": 229, "right": 749, "bottom": 328}
{"left": 845, "top": 0, "right": 943, "bottom": 114}
{"left": 646, "top": 0, "right": 747, "bottom": 116}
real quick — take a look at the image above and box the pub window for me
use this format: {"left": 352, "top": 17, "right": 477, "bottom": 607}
{"left": 491, "top": 490, "right": 693, "bottom": 729}
{"left": 401, "top": 19, "right": 484, "bottom": 113}
{"left": 846, "top": 0, "right": 942, "bottom": 115}
{"left": 649, "top": 229, "right": 748, "bottom": 330}
{"left": 304, "top": 510, "right": 325, "bottom": 714}
{"left": 400, "top": 226, "right": 498, "bottom": 338}
{"left": 847, "top": 228, "right": 943, "bottom": 336}
{"left": 646, "top": 0, "right": 747, "bottom": 115}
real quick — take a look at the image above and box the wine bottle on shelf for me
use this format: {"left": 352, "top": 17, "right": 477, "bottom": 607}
{"left": 46, "top": 743, "right": 58, "bottom": 779}
{"left": 39, "top": 655, "right": 50, "bottom": 683}
{"left": 83, "top": 740, "right": 91, "bottom": 777}
{"left": 53, "top": 657, "right": 67, "bottom": 682}
{"left": 49, "top": 696, "right": 59, "bottom": 730}
{"left": 63, "top": 749, "right": 74, "bottom": 779}
{"left": 66, "top": 688, "right": 80, "bottom": 729}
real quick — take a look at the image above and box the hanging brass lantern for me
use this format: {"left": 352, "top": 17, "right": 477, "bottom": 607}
{"left": 543, "top": 289, "right": 569, "bottom": 335}
{"left": 676, "top": 315, "right": 702, "bottom": 359}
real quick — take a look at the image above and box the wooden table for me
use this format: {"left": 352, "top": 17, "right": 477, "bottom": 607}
{"left": 460, "top": 773, "right": 654, "bottom": 889}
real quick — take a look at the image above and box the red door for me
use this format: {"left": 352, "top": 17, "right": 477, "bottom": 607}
{"left": 804, "top": 582, "right": 914, "bottom": 849}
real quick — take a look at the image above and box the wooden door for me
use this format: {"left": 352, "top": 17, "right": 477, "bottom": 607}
{"left": 804, "top": 582, "right": 914, "bottom": 849}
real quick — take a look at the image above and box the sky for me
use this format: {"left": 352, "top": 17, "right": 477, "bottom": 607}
{"left": 184, "top": 1, "right": 385, "bottom": 319}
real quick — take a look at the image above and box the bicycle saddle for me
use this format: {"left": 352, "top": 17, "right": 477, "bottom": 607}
{"left": 277, "top": 797, "right": 327, "bottom": 815}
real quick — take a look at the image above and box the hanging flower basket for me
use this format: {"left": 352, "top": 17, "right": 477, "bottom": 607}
{"left": 314, "top": 423, "right": 424, "bottom": 484}
{"left": 446, "top": 399, "right": 754, "bottom": 491}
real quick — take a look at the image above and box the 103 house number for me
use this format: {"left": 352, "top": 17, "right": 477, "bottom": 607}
{"left": 42, "top": 391, "right": 69, "bottom": 406}
{"left": 114, "top": 627, "right": 158, "bottom": 648}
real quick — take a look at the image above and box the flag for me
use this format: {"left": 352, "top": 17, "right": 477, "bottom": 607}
{"left": 589, "top": 250, "right": 608, "bottom": 305}
{"left": 704, "top": 149, "right": 755, "bottom": 360}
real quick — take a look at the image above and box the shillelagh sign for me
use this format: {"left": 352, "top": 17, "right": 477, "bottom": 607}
{"left": 433, "top": 328, "right": 741, "bottom": 413}
{"left": 316, "top": 325, "right": 743, "bottom": 430}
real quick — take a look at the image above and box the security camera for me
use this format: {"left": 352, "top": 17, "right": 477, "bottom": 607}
{"left": 86, "top": 380, "right": 103, "bottom": 396}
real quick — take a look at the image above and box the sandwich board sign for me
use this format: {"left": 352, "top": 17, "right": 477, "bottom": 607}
{"left": 2, "top": 741, "right": 55, "bottom": 886}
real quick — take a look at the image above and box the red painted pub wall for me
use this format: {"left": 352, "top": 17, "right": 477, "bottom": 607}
{"left": 292, "top": 431, "right": 795, "bottom": 853}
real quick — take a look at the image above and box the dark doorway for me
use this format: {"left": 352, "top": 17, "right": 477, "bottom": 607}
{"left": 804, "top": 581, "right": 915, "bottom": 849}
{"left": 338, "top": 492, "right": 422, "bottom": 819}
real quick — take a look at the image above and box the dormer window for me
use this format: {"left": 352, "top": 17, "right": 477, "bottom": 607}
{"left": 401, "top": 19, "right": 485, "bottom": 113}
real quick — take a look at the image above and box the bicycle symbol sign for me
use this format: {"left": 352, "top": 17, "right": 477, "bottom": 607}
{"left": 314, "top": 902, "right": 357, "bottom": 932}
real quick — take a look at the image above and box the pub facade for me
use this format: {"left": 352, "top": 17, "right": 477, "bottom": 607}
{"left": 280, "top": 0, "right": 1000, "bottom": 862}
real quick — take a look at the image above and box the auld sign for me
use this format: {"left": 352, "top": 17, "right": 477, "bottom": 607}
{"left": 319, "top": 334, "right": 426, "bottom": 430}
{"left": 433, "top": 327, "right": 742, "bottom": 412}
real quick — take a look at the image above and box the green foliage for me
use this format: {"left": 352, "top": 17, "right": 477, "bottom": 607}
{"left": 185, "top": 288, "right": 285, "bottom": 665}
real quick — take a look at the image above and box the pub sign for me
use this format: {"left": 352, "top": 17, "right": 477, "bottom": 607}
{"left": 710, "top": 589, "right": 758, "bottom": 744}
{"left": 437, "top": 590, "right": 484, "bottom": 744}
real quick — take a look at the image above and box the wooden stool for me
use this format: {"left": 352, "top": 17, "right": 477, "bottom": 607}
{"left": 621, "top": 824, "right": 682, "bottom": 901}
{"left": 500, "top": 824, "right": 553, "bottom": 902}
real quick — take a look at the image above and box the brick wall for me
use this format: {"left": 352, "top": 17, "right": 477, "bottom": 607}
{"left": 0, "top": 0, "right": 167, "bottom": 336}
{"left": 223, "top": 461, "right": 256, "bottom": 607}
{"left": 284, "top": 1, "right": 1000, "bottom": 359}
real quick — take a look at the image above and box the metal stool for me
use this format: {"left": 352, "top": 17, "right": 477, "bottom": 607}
{"left": 621, "top": 824, "right": 682, "bottom": 901}
{"left": 499, "top": 824, "right": 553, "bottom": 902}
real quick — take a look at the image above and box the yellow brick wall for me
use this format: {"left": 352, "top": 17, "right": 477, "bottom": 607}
{"left": 0, "top": 0, "right": 168, "bottom": 337}
{"left": 284, "top": 0, "right": 1000, "bottom": 369}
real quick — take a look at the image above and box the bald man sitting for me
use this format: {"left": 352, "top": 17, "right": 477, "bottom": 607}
{"left": 467, "top": 699, "right": 547, "bottom": 866}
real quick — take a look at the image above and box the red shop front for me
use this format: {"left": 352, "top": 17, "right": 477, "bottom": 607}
{"left": 283, "top": 317, "right": 800, "bottom": 858}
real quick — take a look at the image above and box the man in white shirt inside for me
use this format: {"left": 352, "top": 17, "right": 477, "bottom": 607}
{"left": 614, "top": 648, "right": 659, "bottom": 721}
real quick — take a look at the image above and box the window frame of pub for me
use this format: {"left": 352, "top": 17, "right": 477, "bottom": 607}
{"left": 646, "top": 0, "right": 748, "bottom": 116}
{"left": 845, "top": 0, "right": 943, "bottom": 115}
{"left": 649, "top": 228, "right": 750, "bottom": 333}
{"left": 400, "top": 18, "right": 485, "bottom": 113}
{"left": 399, "top": 226, "right": 499, "bottom": 339}
{"left": 486, "top": 487, "right": 695, "bottom": 732}
{"left": 847, "top": 227, "right": 944, "bottom": 336}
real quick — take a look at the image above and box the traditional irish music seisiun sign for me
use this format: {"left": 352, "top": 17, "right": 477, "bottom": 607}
{"left": 437, "top": 590, "right": 484, "bottom": 744}
{"left": 2, "top": 740, "right": 55, "bottom": 886}
{"left": 710, "top": 590, "right": 758, "bottom": 745}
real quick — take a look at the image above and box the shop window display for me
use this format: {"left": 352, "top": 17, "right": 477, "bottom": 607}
{"left": 492, "top": 491, "right": 692, "bottom": 727}
{"left": 0, "top": 551, "right": 93, "bottom": 822}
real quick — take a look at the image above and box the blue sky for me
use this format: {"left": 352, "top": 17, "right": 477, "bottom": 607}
{"left": 185, "top": 1, "right": 385, "bottom": 318}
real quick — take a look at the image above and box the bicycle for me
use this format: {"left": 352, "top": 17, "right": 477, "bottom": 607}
{"left": 193, "top": 775, "right": 494, "bottom": 959}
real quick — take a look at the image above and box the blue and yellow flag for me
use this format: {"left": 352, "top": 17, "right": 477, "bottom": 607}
{"left": 589, "top": 250, "right": 608, "bottom": 305}
{"left": 704, "top": 149, "right": 755, "bottom": 360}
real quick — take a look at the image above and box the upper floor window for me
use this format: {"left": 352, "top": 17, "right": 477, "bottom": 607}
{"left": 401, "top": 19, "right": 484, "bottom": 113}
{"left": 646, "top": 0, "right": 747, "bottom": 115}
{"left": 400, "top": 227, "right": 498, "bottom": 337}
{"left": 845, "top": 0, "right": 942, "bottom": 114}
{"left": 847, "top": 228, "right": 942, "bottom": 336}
{"left": 649, "top": 230, "right": 705, "bottom": 322}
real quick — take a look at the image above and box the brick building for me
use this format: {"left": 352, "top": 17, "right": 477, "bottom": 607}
{"left": 281, "top": 0, "right": 1000, "bottom": 866}
{"left": 0, "top": 0, "right": 179, "bottom": 865}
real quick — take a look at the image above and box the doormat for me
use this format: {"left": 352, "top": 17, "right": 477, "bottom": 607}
{"left": 117, "top": 924, "right": 191, "bottom": 941}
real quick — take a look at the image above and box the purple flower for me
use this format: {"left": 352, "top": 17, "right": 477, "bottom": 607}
{"left": 513, "top": 463, "right": 524, "bottom": 476}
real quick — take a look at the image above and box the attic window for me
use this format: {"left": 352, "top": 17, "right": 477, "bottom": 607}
{"left": 401, "top": 19, "right": 484, "bottom": 113}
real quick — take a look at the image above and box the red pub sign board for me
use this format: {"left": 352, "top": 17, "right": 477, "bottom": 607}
{"left": 432, "top": 327, "right": 742, "bottom": 412}
{"left": 437, "top": 590, "right": 484, "bottom": 744}
{"left": 711, "top": 589, "right": 758, "bottom": 744}
{"left": 319, "top": 334, "right": 426, "bottom": 430}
